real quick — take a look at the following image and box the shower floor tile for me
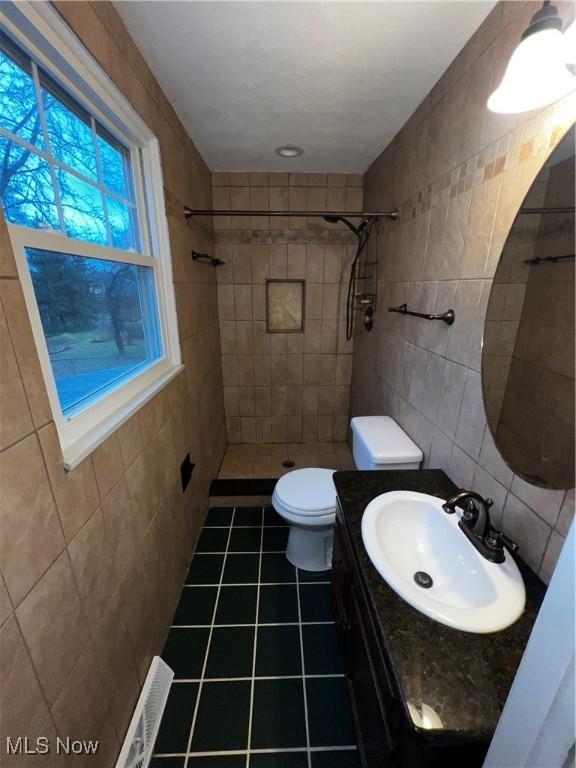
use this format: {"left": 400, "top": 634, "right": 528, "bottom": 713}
{"left": 154, "top": 505, "right": 358, "bottom": 766}
{"left": 218, "top": 442, "right": 355, "bottom": 479}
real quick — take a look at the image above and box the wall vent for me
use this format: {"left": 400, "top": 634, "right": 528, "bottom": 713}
{"left": 115, "top": 656, "right": 173, "bottom": 768}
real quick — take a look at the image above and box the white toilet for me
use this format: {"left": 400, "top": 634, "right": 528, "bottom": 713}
{"left": 272, "top": 416, "right": 423, "bottom": 571}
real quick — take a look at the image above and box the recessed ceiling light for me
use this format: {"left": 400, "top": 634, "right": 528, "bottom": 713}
{"left": 275, "top": 145, "right": 304, "bottom": 158}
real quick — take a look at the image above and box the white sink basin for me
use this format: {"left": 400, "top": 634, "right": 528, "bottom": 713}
{"left": 361, "top": 491, "right": 526, "bottom": 634}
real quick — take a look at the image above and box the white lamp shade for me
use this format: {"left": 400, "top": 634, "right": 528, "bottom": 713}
{"left": 488, "top": 28, "right": 576, "bottom": 114}
{"left": 563, "top": 20, "right": 576, "bottom": 65}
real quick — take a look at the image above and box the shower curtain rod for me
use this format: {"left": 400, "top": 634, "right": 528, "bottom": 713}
{"left": 184, "top": 207, "right": 399, "bottom": 220}
{"left": 519, "top": 206, "right": 575, "bottom": 214}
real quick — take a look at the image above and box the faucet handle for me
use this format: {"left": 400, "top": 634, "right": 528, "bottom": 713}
{"left": 498, "top": 531, "right": 519, "bottom": 554}
{"left": 486, "top": 528, "right": 519, "bottom": 556}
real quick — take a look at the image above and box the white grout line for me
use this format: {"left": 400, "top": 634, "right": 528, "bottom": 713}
{"left": 245, "top": 509, "right": 264, "bottom": 768}
{"left": 180, "top": 585, "right": 219, "bottom": 589}
{"left": 183, "top": 581, "right": 331, "bottom": 588}
{"left": 170, "top": 621, "right": 336, "bottom": 629}
{"left": 202, "top": 523, "right": 290, "bottom": 531}
{"left": 250, "top": 746, "right": 358, "bottom": 753}
{"left": 155, "top": 746, "right": 359, "bottom": 758}
{"left": 183, "top": 508, "right": 236, "bottom": 768}
{"left": 196, "top": 550, "right": 291, "bottom": 555}
{"left": 172, "top": 674, "right": 346, "bottom": 684}
{"left": 162, "top": 509, "right": 351, "bottom": 766}
{"left": 295, "top": 565, "right": 313, "bottom": 768}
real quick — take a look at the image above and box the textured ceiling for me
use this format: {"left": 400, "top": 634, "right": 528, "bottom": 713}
{"left": 115, "top": 1, "right": 496, "bottom": 172}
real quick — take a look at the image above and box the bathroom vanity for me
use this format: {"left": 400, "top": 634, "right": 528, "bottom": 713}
{"left": 331, "top": 469, "right": 546, "bottom": 768}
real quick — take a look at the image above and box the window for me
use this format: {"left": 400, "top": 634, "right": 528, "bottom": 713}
{"left": 25, "top": 248, "right": 161, "bottom": 416}
{"left": 0, "top": 6, "right": 181, "bottom": 468}
{"left": 0, "top": 35, "right": 139, "bottom": 250}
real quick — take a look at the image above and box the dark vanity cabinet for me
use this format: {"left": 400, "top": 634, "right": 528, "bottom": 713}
{"left": 332, "top": 500, "right": 489, "bottom": 768}
{"left": 331, "top": 470, "right": 545, "bottom": 768}
{"left": 333, "top": 516, "right": 397, "bottom": 765}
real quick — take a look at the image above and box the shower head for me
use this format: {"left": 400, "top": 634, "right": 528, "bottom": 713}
{"left": 322, "top": 214, "right": 366, "bottom": 237}
{"left": 322, "top": 214, "right": 372, "bottom": 239}
{"left": 192, "top": 250, "right": 226, "bottom": 267}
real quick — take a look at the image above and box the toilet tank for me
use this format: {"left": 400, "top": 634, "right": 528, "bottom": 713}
{"left": 351, "top": 416, "right": 423, "bottom": 470}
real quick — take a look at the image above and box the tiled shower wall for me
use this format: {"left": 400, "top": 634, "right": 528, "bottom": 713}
{"left": 352, "top": 0, "right": 575, "bottom": 584}
{"left": 213, "top": 172, "right": 363, "bottom": 443}
{"left": 0, "top": 3, "right": 225, "bottom": 764}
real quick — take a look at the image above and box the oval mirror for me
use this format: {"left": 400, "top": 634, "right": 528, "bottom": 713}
{"left": 482, "top": 127, "right": 575, "bottom": 490}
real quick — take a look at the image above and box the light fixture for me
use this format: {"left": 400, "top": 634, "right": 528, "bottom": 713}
{"left": 563, "top": 19, "right": 576, "bottom": 66}
{"left": 275, "top": 145, "right": 304, "bottom": 158}
{"left": 487, "top": 1, "right": 576, "bottom": 114}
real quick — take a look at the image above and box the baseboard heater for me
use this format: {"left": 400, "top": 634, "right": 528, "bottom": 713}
{"left": 209, "top": 478, "right": 277, "bottom": 497}
{"left": 115, "top": 656, "right": 173, "bottom": 768}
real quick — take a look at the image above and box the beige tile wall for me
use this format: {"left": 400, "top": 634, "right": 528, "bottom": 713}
{"left": 352, "top": 0, "right": 575, "bottom": 584}
{"left": 0, "top": 3, "right": 225, "bottom": 764}
{"left": 213, "top": 172, "right": 363, "bottom": 443}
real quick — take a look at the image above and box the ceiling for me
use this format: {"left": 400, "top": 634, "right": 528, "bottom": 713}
{"left": 115, "top": 1, "right": 496, "bottom": 173}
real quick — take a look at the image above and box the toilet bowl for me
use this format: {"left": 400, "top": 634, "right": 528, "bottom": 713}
{"left": 272, "top": 416, "right": 424, "bottom": 572}
{"left": 272, "top": 468, "right": 337, "bottom": 571}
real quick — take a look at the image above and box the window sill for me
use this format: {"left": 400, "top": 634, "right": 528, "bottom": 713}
{"left": 60, "top": 362, "right": 184, "bottom": 471}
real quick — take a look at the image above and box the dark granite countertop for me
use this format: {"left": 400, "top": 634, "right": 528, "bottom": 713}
{"left": 333, "top": 469, "right": 546, "bottom": 744}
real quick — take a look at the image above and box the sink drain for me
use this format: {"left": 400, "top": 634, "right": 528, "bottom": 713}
{"left": 414, "top": 571, "right": 433, "bottom": 589}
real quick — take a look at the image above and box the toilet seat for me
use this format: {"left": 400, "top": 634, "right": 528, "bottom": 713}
{"left": 272, "top": 468, "right": 337, "bottom": 527}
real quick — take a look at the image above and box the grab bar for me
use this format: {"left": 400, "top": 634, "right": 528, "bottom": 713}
{"left": 388, "top": 303, "right": 455, "bottom": 325}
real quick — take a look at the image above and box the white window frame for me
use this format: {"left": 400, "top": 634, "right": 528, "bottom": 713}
{"left": 0, "top": 2, "right": 182, "bottom": 470}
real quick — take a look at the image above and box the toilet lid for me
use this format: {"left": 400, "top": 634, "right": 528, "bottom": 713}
{"left": 274, "top": 468, "right": 337, "bottom": 516}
